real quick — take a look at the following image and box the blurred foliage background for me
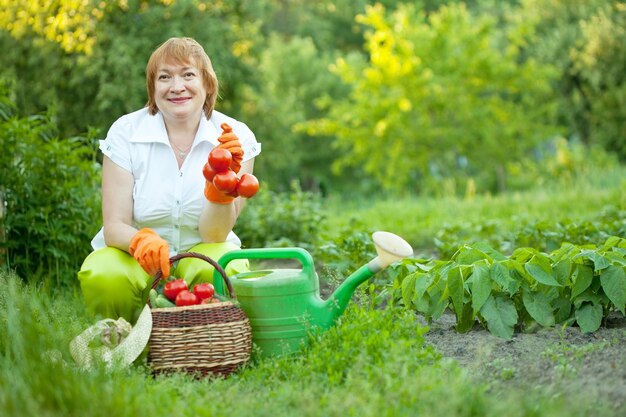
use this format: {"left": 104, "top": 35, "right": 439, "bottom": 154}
{"left": 1, "top": 0, "right": 625, "bottom": 285}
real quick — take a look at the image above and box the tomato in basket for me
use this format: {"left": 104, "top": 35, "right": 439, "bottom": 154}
{"left": 175, "top": 290, "right": 199, "bottom": 306}
{"left": 193, "top": 283, "right": 215, "bottom": 301}
{"left": 164, "top": 278, "right": 188, "bottom": 301}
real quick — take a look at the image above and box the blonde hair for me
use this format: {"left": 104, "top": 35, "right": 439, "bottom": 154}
{"left": 145, "top": 37, "right": 219, "bottom": 119}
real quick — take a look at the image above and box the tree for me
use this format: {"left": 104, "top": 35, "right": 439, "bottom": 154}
{"left": 238, "top": 34, "right": 350, "bottom": 192}
{"left": 303, "top": 3, "right": 561, "bottom": 194}
{"left": 513, "top": 0, "right": 626, "bottom": 159}
{"left": 0, "top": 0, "right": 261, "bottom": 137}
{"left": 0, "top": 0, "right": 102, "bottom": 54}
{"left": 569, "top": 2, "right": 626, "bottom": 160}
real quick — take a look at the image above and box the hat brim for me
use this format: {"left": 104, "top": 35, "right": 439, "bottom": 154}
{"left": 70, "top": 305, "right": 153, "bottom": 370}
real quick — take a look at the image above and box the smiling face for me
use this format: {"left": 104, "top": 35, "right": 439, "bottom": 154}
{"left": 154, "top": 61, "right": 207, "bottom": 123}
{"left": 145, "top": 37, "right": 219, "bottom": 119}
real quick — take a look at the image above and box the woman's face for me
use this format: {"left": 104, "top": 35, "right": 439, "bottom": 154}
{"left": 154, "top": 60, "right": 207, "bottom": 124}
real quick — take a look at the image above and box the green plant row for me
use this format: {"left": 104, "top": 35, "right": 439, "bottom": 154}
{"left": 434, "top": 206, "right": 626, "bottom": 259}
{"left": 391, "top": 236, "right": 626, "bottom": 339}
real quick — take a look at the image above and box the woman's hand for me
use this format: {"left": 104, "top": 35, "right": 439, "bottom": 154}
{"left": 202, "top": 148, "right": 259, "bottom": 204}
{"left": 204, "top": 180, "right": 236, "bottom": 204}
{"left": 217, "top": 123, "right": 243, "bottom": 173}
{"left": 129, "top": 228, "right": 171, "bottom": 277}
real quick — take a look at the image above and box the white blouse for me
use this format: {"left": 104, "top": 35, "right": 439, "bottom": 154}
{"left": 90, "top": 107, "right": 261, "bottom": 254}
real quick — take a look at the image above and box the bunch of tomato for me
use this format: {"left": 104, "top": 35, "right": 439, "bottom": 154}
{"left": 150, "top": 278, "right": 217, "bottom": 308}
{"left": 165, "top": 279, "right": 216, "bottom": 306}
{"left": 203, "top": 147, "right": 259, "bottom": 198}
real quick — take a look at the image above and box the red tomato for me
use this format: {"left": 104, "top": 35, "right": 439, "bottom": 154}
{"left": 236, "top": 173, "right": 260, "bottom": 198}
{"left": 213, "top": 170, "right": 238, "bottom": 193}
{"left": 208, "top": 148, "right": 232, "bottom": 172}
{"left": 202, "top": 162, "right": 217, "bottom": 181}
{"left": 175, "top": 290, "right": 199, "bottom": 306}
{"left": 163, "top": 278, "right": 188, "bottom": 302}
{"left": 193, "top": 283, "right": 215, "bottom": 301}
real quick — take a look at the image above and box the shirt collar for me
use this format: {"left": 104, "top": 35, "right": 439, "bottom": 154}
{"left": 129, "top": 110, "right": 221, "bottom": 146}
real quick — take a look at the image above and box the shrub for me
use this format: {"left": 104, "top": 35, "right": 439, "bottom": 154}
{"left": 0, "top": 81, "right": 101, "bottom": 287}
{"left": 235, "top": 180, "right": 325, "bottom": 251}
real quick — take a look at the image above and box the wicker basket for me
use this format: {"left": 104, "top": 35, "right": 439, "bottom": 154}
{"left": 147, "top": 252, "right": 252, "bottom": 378}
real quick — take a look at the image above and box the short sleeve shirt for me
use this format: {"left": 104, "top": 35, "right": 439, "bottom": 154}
{"left": 90, "top": 107, "right": 261, "bottom": 254}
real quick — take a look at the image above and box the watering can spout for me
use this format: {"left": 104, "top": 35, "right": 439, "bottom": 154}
{"left": 319, "top": 231, "right": 414, "bottom": 328}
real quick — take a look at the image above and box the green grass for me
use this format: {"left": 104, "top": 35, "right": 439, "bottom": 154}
{"left": 2, "top": 171, "right": 625, "bottom": 416}
{"left": 0, "top": 270, "right": 621, "bottom": 417}
{"left": 323, "top": 168, "right": 626, "bottom": 250}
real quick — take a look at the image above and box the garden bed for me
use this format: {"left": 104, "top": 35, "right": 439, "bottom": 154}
{"left": 422, "top": 311, "right": 626, "bottom": 412}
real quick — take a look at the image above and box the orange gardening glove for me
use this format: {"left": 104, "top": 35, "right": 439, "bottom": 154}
{"left": 204, "top": 180, "right": 235, "bottom": 205}
{"left": 128, "top": 228, "right": 170, "bottom": 278}
{"left": 218, "top": 123, "right": 243, "bottom": 173}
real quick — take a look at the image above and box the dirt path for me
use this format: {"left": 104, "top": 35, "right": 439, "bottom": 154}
{"left": 421, "top": 312, "right": 626, "bottom": 412}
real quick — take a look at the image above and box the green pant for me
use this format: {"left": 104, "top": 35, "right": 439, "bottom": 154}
{"left": 77, "top": 242, "right": 249, "bottom": 323}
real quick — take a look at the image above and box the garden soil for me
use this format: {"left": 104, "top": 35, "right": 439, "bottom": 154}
{"left": 420, "top": 311, "right": 626, "bottom": 413}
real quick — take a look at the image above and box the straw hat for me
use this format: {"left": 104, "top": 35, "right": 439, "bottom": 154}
{"left": 70, "top": 305, "right": 152, "bottom": 371}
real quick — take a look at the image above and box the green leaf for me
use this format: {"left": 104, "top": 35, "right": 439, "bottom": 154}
{"left": 600, "top": 236, "right": 623, "bottom": 252}
{"left": 456, "top": 302, "right": 475, "bottom": 333}
{"left": 447, "top": 267, "right": 465, "bottom": 324}
{"left": 421, "top": 278, "right": 449, "bottom": 320}
{"left": 510, "top": 247, "right": 536, "bottom": 264}
{"left": 480, "top": 295, "right": 518, "bottom": 339}
{"left": 612, "top": 247, "right": 626, "bottom": 257}
{"left": 605, "top": 251, "right": 626, "bottom": 267}
{"left": 454, "top": 245, "right": 489, "bottom": 265}
{"left": 525, "top": 259, "right": 561, "bottom": 287}
{"left": 507, "top": 258, "right": 528, "bottom": 280}
{"left": 428, "top": 286, "right": 449, "bottom": 320}
{"left": 522, "top": 288, "right": 555, "bottom": 327}
{"left": 552, "top": 296, "right": 573, "bottom": 324}
{"left": 571, "top": 264, "right": 593, "bottom": 300}
{"left": 600, "top": 265, "right": 626, "bottom": 314}
{"left": 553, "top": 258, "right": 572, "bottom": 286}
{"left": 589, "top": 252, "right": 611, "bottom": 272}
{"left": 401, "top": 272, "right": 418, "bottom": 307}
{"left": 414, "top": 271, "right": 435, "bottom": 300}
{"left": 472, "top": 242, "right": 507, "bottom": 261}
{"left": 413, "top": 292, "right": 431, "bottom": 315}
{"left": 471, "top": 263, "right": 492, "bottom": 314}
{"left": 551, "top": 242, "right": 579, "bottom": 262}
{"left": 575, "top": 303, "right": 603, "bottom": 333}
{"left": 573, "top": 289, "right": 605, "bottom": 309}
{"left": 490, "top": 262, "right": 520, "bottom": 295}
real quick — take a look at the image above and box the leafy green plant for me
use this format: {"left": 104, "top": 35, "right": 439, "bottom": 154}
{"left": 0, "top": 81, "right": 101, "bottom": 286}
{"left": 313, "top": 219, "right": 376, "bottom": 275}
{"left": 394, "top": 236, "right": 626, "bottom": 338}
{"left": 2, "top": 266, "right": 621, "bottom": 417}
{"left": 236, "top": 180, "right": 325, "bottom": 251}
{"left": 435, "top": 205, "right": 626, "bottom": 259}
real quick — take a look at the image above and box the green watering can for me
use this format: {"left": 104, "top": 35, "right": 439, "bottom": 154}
{"left": 214, "top": 231, "right": 413, "bottom": 358}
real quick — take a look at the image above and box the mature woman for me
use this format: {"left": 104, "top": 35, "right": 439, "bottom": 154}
{"left": 78, "top": 37, "right": 261, "bottom": 323}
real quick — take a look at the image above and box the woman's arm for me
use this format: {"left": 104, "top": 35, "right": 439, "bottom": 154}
{"left": 102, "top": 156, "right": 137, "bottom": 252}
{"left": 198, "top": 157, "right": 255, "bottom": 243}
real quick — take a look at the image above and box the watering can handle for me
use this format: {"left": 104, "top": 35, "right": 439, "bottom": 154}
{"left": 215, "top": 247, "right": 316, "bottom": 295}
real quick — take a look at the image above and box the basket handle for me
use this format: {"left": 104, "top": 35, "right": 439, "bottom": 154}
{"left": 150, "top": 252, "right": 235, "bottom": 299}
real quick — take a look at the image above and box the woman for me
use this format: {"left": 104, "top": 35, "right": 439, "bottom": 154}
{"left": 78, "top": 37, "right": 261, "bottom": 323}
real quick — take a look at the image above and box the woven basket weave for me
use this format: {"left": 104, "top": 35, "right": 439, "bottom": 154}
{"left": 147, "top": 252, "right": 252, "bottom": 378}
